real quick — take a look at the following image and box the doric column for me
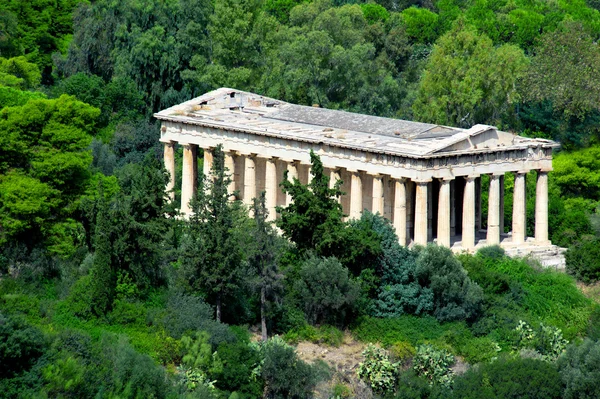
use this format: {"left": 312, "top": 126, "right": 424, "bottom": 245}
{"left": 427, "top": 182, "right": 433, "bottom": 241}
{"left": 286, "top": 161, "right": 298, "bottom": 206}
{"left": 393, "top": 178, "right": 407, "bottom": 246}
{"left": 329, "top": 169, "right": 341, "bottom": 203}
{"left": 462, "top": 175, "right": 478, "bottom": 250}
{"left": 349, "top": 170, "right": 362, "bottom": 220}
{"left": 414, "top": 179, "right": 430, "bottom": 246}
{"left": 224, "top": 152, "right": 235, "bottom": 199}
{"left": 203, "top": 147, "right": 213, "bottom": 180}
{"left": 487, "top": 174, "right": 502, "bottom": 245}
{"left": 265, "top": 158, "right": 278, "bottom": 221}
{"left": 243, "top": 154, "right": 256, "bottom": 207}
{"left": 307, "top": 166, "right": 313, "bottom": 186}
{"left": 371, "top": 174, "right": 384, "bottom": 215}
{"left": 181, "top": 144, "right": 197, "bottom": 215}
{"left": 437, "top": 178, "right": 451, "bottom": 248}
{"left": 499, "top": 175, "right": 505, "bottom": 234}
{"left": 476, "top": 177, "right": 482, "bottom": 231}
{"left": 512, "top": 171, "right": 527, "bottom": 245}
{"left": 535, "top": 170, "right": 549, "bottom": 244}
{"left": 450, "top": 180, "right": 456, "bottom": 237}
{"left": 163, "top": 142, "right": 175, "bottom": 202}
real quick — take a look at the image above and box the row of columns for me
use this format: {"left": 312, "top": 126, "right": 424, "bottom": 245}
{"left": 164, "top": 142, "right": 549, "bottom": 250}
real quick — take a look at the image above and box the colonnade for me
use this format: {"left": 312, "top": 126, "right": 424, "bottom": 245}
{"left": 164, "top": 142, "right": 550, "bottom": 250}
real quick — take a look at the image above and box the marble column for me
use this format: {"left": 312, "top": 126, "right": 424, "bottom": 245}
{"left": 203, "top": 147, "right": 213, "bottom": 181}
{"left": 372, "top": 174, "right": 384, "bottom": 215}
{"left": 286, "top": 161, "right": 298, "bottom": 206}
{"left": 181, "top": 144, "right": 197, "bottom": 215}
{"left": 243, "top": 154, "right": 256, "bottom": 207}
{"left": 499, "top": 175, "right": 505, "bottom": 234}
{"left": 330, "top": 169, "right": 341, "bottom": 203}
{"left": 475, "top": 177, "right": 482, "bottom": 231}
{"left": 450, "top": 180, "right": 456, "bottom": 237}
{"left": 307, "top": 166, "right": 313, "bottom": 186}
{"left": 427, "top": 182, "right": 433, "bottom": 241}
{"left": 224, "top": 152, "right": 235, "bottom": 199}
{"left": 414, "top": 180, "right": 430, "bottom": 246}
{"left": 462, "top": 175, "right": 478, "bottom": 250}
{"left": 393, "top": 178, "right": 407, "bottom": 246}
{"left": 265, "top": 158, "right": 278, "bottom": 221}
{"left": 512, "top": 171, "right": 527, "bottom": 245}
{"left": 349, "top": 170, "right": 362, "bottom": 220}
{"left": 535, "top": 170, "right": 549, "bottom": 243}
{"left": 163, "top": 142, "right": 175, "bottom": 202}
{"left": 487, "top": 174, "right": 501, "bottom": 245}
{"left": 437, "top": 178, "right": 451, "bottom": 248}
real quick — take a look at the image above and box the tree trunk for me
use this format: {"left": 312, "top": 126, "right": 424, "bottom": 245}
{"left": 261, "top": 286, "right": 268, "bottom": 341}
{"left": 216, "top": 294, "right": 222, "bottom": 322}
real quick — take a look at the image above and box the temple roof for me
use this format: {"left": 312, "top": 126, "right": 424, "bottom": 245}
{"left": 154, "top": 88, "right": 559, "bottom": 158}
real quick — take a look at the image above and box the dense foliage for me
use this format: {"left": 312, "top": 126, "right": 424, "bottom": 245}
{"left": 2, "top": 0, "right": 600, "bottom": 396}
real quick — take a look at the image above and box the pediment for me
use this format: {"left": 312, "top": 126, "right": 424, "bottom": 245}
{"left": 431, "top": 125, "right": 516, "bottom": 154}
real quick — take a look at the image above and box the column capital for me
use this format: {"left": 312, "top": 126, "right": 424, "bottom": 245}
{"left": 491, "top": 172, "right": 504, "bottom": 177}
{"left": 464, "top": 174, "right": 480, "bottom": 182}
{"left": 516, "top": 170, "right": 529, "bottom": 175}
{"left": 391, "top": 176, "right": 407, "bottom": 182}
{"left": 439, "top": 177, "right": 453, "bottom": 183}
{"left": 538, "top": 168, "right": 552, "bottom": 174}
{"left": 413, "top": 178, "right": 432, "bottom": 184}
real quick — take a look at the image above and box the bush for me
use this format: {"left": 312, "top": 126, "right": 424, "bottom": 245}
{"left": 293, "top": 256, "right": 360, "bottom": 325}
{"left": 284, "top": 324, "right": 344, "bottom": 347}
{"left": 558, "top": 339, "right": 600, "bottom": 399}
{"left": 357, "top": 344, "right": 397, "bottom": 395}
{"left": 565, "top": 237, "right": 600, "bottom": 283}
{"left": 352, "top": 315, "right": 457, "bottom": 347}
{"left": 389, "top": 341, "right": 416, "bottom": 364}
{"left": 259, "top": 336, "right": 320, "bottom": 399}
{"left": 415, "top": 245, "right": 483, "bottom": 322}
{"left": 0, "top": 314, "right": 47, "bottom": 378}
{"left": 452, "top": 356, "right": 562, "bottom": 399}
{"left": 412, "top": 344, "right": 454, "bottom": 388}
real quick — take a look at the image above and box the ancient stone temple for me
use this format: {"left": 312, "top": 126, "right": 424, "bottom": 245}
{"left": 155, "top": 88, "right": 564, "bottom": 265}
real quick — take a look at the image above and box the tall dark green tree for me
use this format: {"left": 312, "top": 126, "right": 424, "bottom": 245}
{"left": 181, "top": 145, "right": 247, "bottom": 321}
{"left": 250, "top": 192, "right": 284, "bottom": 341}
{"left": 277, "top": 150, "right": 380, "bottom": 275}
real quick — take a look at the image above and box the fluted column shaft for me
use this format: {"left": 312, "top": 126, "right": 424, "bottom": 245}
{"left": 394, "top": 178, "right": 407, "bottom": 246}
{"left": 265, "top": 158, "right": 278, "bottom": 221}
{"left": 224, "top": 152, "right": 235, "bottom": 199}
{"left": 163, "top": 142, "right": 175, "bottom": 202}
{"left": 203, "top": 148, "right": 213, "bottom": 181}
{"left": 349, "top": 171, "right": 362, "bottom": 220}
{"left": 414, "top": 180, "right": 430, "bottom": 246}
{"left": 487, "top": 174, "right": 501, "bottom": 245}
{"left": 535, "top": 170, "right": 549, "bottom": 243}
{"left": 181, "top": 144, "right": 197, "bottom": 215}
{"left": 243, "top": 155, "right": 256, "bottom": 207}
{"left": 330, "top": 169, "right": 341, "bottom": 203}
{"left": 437, "top": 179, "right": 451, "bottom": 247}
{"left": 499, "top": 175, "right": 505, "bottom": 234}
{"left": 286, "top": 162, "right": 298, "bottom": 206}
{"left": 372, "top": 174, "right": 384, "bottom": 215}
{"left": 462, "top": 175, "right": 477, "bottom": 250}
{"left": 512, "top": 171, "right": 527, "bottom": 245}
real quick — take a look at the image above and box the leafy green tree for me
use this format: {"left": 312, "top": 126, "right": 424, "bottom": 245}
{"left": 250, "top": 193, "right": 284, "bottom": 341}
{"left": 413, "top": 20, "right": 529, "bottom": 128}
{"left": 0, "top": 56, "right": 41, "bottom": 88}
{"left": 525, "top": 21, "right": 600, "bottom": 147}
{"left": 181, "top": 145, "right": 247, "bottom": 321}
{"left": 293, "top": 255, "right": 360, "bottom": 325}
{"left": 277, "top": 151, "right": 381, "bottom": 274}
{"left": 401, "top": 6, "right": 439, "bottom": 44}
{"left": 0, "top": 314, "right": 47, "bottom": 379}
{"left": 565, "top": 237, "right": 600, "bottom": 283}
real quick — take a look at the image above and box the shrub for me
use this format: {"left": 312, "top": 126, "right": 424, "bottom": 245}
{"left": 565, "top": 237, "right": 600, "bottom": 283}
{"left": 357, "top": 344, "right": 397, "bottom": 395}
{"left": 513, "top": 320, "right": 568, "bottom": 362}
{"left": 389, "top": 341, "right": 416, "bottom": 364}
{"left": 0, "top": 313, "right": 47, "bottom": 378}
{"left": 283, "top": 324, "right": 343, "bottom": 347}
{"left": 558, "top": 339, "right": 600, "bottom": 399}
{"left": 259, "top": 336, "right": 319, "bottom": 399}
{"left": 452, "top": 356, "right": 562, "bottom": 399}
{"left": 412, "top": 344, "right": 454, "bottom": 387}
{"left": 293, "top": 256, "right": 360, "bottom": 325}
{"left": 415, "top": 245, "right": 483, "bottom": 322}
